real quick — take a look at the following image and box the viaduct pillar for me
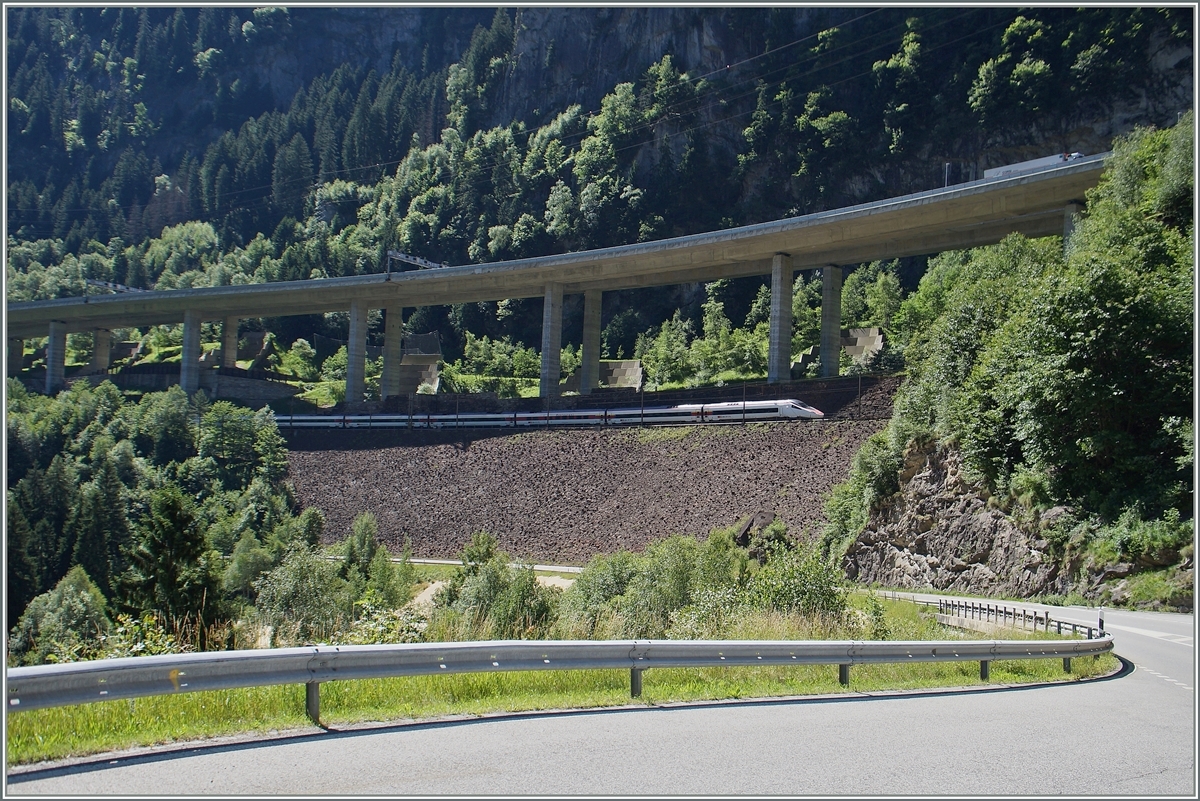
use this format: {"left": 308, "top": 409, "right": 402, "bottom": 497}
{"left": 580, "top": 289, "right": 602, "bottom": 394}
{"left": 820, "top": 265, "right": 843, "bottom": 378}
{"left": 8, "top": 338, "right": 24, "bottom": 377}
{"left": 380, "top": 305, "right": 403, "bottom": 400}
{"left": 345, "top": 299, "right": 368, "bottom": 407}
{"left": 222, "top": 317, "right": 239, "bottom": 368}
{"left": 1064, "top": 201, "right": 1085, "bottom": 241}
{"left": 767, "top": 253, "right": 794, "bottom": 383}
{"left": 45, "top": 322, "right": 66, "bottom": 394}
{"left": 91, "top": 329, "right": 112, "bottom": 373}
{"left": 540, "top": 282, "right": 563, "bottom": 398}
{"left": 180, "top": 309, "right": 202, "bottom": 395}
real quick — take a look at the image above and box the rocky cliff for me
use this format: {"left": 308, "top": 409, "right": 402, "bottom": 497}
{"left": 843, "top": 440, "right": 1062, "bottom": 597}
{"left": 842, "top": 440, "right": 1194, "bottom": 609}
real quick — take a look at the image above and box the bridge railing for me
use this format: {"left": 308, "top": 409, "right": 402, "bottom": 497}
{"left": 6, "top": 636, "right": 1113, "bottom": 725}
{"left": 910, "top": 597, "right": 1103, "bottom": 639}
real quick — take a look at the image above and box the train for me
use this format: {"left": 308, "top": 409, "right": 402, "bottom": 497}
{"left": 275, "top": 398, "right": 825, "bottom": 430}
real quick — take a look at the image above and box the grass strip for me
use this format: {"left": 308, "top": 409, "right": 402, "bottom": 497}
{"left": 6, "top": 645, "right": 1115, "bottom": 767}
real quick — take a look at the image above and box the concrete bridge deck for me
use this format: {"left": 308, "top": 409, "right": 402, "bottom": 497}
{"left": 6, "top": 153, "right": 1107, "bottom": 399}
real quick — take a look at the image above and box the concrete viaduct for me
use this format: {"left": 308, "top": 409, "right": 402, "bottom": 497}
{"left": 6, "top": 154, "right": 1107, "bottom": 402}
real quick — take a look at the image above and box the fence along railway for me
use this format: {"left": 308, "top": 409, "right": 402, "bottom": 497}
{"left": 277, "top": 398, "right": 826, "bottom": 429}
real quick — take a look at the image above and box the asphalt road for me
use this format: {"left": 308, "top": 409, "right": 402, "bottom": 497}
{"left": 7, "top": 599, "right": 1194, "bottom": 796}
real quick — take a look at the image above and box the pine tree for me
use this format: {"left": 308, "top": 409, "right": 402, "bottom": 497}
{"left": 270, "top": 133, "right": 314, "bottom": 220}
{"left": 70, "top": 483, "right": 112, "bottom": 599}
{"left": 343, "top": 511, "right": 379, "bottom": 578}
{"left": 121, "top": 484, "right": 222, "bottom": 630}
{"left": 7, "top": 503, "right": 40, "bottom": 630}
{"left": 69, "top": 460, "right": 129, "bottom": 602}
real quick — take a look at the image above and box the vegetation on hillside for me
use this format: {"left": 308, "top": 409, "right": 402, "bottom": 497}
{"left": 4, "top": 10, "right": 1193, "bottom": 664}
{"left": 7, "top": 7, "right": 1190, "bottom": 363}
{"left": 822, "top": 115, "right": 1195, "bottom": 607}
{"left": 3, "top": 381, "right": 413, "bottom": 665}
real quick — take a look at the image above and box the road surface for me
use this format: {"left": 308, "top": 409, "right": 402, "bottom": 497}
{"left": 7, "top": 598, "right": 1193, "bottom": 795}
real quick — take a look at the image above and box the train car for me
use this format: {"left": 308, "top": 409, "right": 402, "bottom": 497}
{"left": 275, "top": 398, "right": 823, "bottom": 429}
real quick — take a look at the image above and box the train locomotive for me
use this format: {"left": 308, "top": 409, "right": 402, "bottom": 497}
{"left": 275, "top": 398, "right": 824, "bottom": 430}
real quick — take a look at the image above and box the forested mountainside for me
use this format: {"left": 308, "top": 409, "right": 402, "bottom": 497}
{"left": 4, "top": 7, "right": 1194, "bottom": 662}
{"left": 5, "top": 7, "right": 1193, "bottom": 358}
{"left": 827, "top": 116, "right": 1193, "bottom": 609}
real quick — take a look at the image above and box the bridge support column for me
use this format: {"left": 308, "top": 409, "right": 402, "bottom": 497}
{"left": 768, "top": 253, "right": 794, "bottom": 383}
{"left": 222, "top": 318, "right": 239, "bottom": 368}
{"left": 91, "top": 329, "right": 112, "bottom": 373}
{"left": 820, "top": 265, "right": 843, "bottom": 378}
{"left": 539, "top": 282, "right": 563, "bottom": 398}
{"left": 580, "top": 289, "right": 602, "bottom": 394}
{"left": 345, "top": 300, "right": 368, "bottom": 407}
{"left": 180, "top": 310, "right": 202, "bottom": 395}
{"left": 380, "top": 305, "right": 403, "bottom": 400}
{"left": 45, "top": 323, "right": 66, "bottom": 394}
{"left": 8, "top": 338, "right": 24, "bottom": 376}
{"left": 1063, "top": 201, "right": 1084, "bottom": 241}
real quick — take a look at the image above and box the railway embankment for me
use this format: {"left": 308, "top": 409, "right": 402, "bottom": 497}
{"left": 283, "top": 378, "right": 900, "bottom": 563}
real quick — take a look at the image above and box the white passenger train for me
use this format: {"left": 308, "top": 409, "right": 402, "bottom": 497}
{"left": 275, "top": 398, "right": 824, "bottom": 429}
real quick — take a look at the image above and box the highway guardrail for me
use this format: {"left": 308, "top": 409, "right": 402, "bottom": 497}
{"left": 6, "top": 636, "right": 1113, "bottom": 725}
{"left": 910, "top": 598, "right": 1103, "bottom": 639}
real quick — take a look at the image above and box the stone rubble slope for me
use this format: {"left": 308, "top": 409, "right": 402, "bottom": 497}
{"left": 286, "top": 415, "right": 891, "bottom": 564}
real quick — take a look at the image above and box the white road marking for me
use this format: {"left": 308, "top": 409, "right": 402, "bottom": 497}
{"left": 1094, "top": 622, "right": 1193, "bottom": 646}
{"left": 1134, "top": 664, "right": 1194, "bottom": 692}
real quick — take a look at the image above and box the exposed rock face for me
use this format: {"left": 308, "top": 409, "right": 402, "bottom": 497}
{"left": 495, "top": 8, "right": 818, "bottom": 134}
{"left": 844, "top": 441, "right": 1059, "bottom": 597}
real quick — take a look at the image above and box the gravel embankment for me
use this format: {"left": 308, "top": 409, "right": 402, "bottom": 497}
{"left": 285, "top": 379, "right": 898, "bottom": 564}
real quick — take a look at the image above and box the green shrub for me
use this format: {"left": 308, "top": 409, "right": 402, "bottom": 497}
{"left": 342, "top": 511, "right": 380, "bottom": 577}
{"left": 1124, "top": 568, "right": 1192, "bottom": 609}
{"left": 253, "top": 545, "right": 350, "bottom": 644}
{"left": 485, "top": 565, "right": 560, "bottom": 638}
{"left": 432, "top": 532, "right": 559, "bottom": 639}
{"left": 336, "top": 591, "right": 427, "bottom": 645}
{"left": 366, "top": 543, "right": 415, "bottom": 609}
{"left": 822, "top": 429, "right": 902, "bottom": 556}
{"left": 222, "top": 532, "right": 274, "bottom": 601}
{"left": 1088, "top": 507, "right": 1193, "bottom": 568}
{"left": 100, "top": 613, "right": 189, "bottom": 658}
{"left": 555, "top": 551, "right": 640, "bottom": 637}
{"left": 865, "top": 591, "right": 891, "bottom": 639}
{"left": 666, "top": 586, "right": 743, "bottom": 639}
{"left": 748, "top": 518, "right": 792, "bottom": 565}
{"left": 320, "top": 346, "right": 348, "bottom": 382}
{"left": 745, "top": 544, "right": 847, "bottom": 619}
{"left": 613, "top": 535, "right": 702, "bottom": 637}
{"left": 279, "top": 338, "right": 319, "bottom": 380}
{"left": 8, "top": 566, "right": 111, "bottom": 666}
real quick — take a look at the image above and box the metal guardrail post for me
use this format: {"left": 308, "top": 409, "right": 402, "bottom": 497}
{"left": 1063, "top": 658, "right": 1072, "bottom": 673}
{"left": 980, "top": 661, "right": 989, "bottom": 681}
{"left": 630, "top": 668, "right": 643, "bottom": 698}
{"left": 838, "top": 664, "right": 850, "bottom": 686}
{"left": 306, "top": 681, "right": 320, "bottom": 725}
